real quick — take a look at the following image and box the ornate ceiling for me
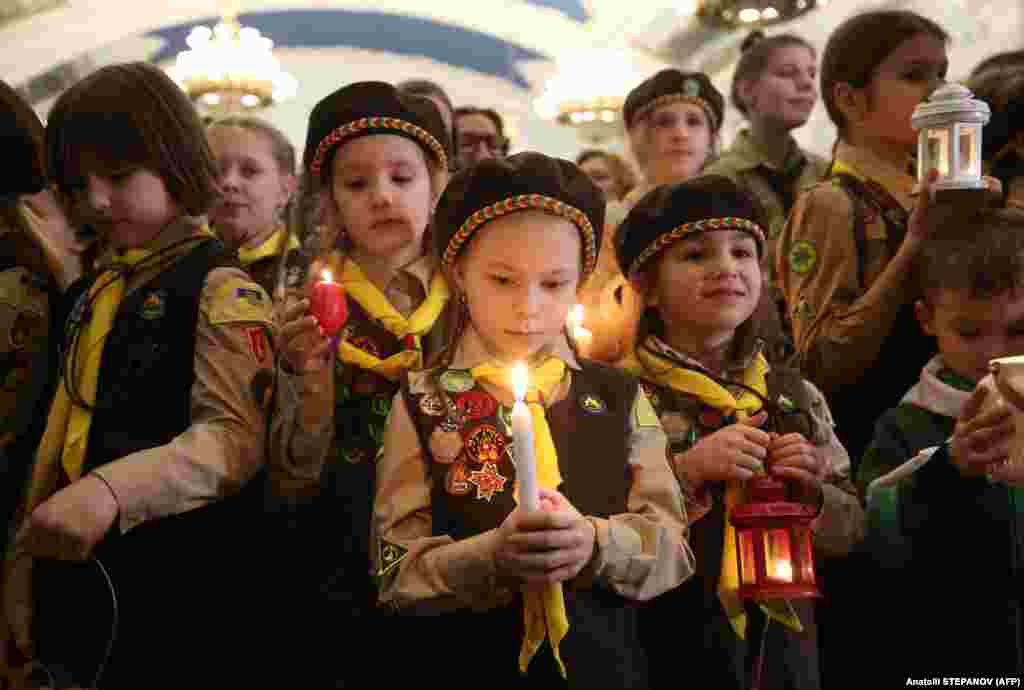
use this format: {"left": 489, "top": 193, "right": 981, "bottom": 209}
{"left": 1, "top": 0, "right": 1021, "bottom": 160}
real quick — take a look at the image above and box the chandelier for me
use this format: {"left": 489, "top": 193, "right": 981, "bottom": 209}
{"left": 697, "top": 0, "right": 824, "bottom": 29}
{"left": 167, "top": 3, "right": 297, "bottom": 114}
{"left": 534, "top": 48, "right": 655, "bottom": 145}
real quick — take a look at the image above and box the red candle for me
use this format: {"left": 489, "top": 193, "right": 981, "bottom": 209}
{"left": 311, "top": 269, "right": 347, "bottom": 337}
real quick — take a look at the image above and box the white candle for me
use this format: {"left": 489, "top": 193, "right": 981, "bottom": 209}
{"left": 511, "top": 362, "right": 538, "bottom": 511}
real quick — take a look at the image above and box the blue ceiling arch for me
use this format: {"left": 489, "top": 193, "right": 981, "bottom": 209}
{"left": 523, "top": 0, "right": 589, "bottom": 22}
{"left": 147, "top": 8, "right": 550, "bottom": 90}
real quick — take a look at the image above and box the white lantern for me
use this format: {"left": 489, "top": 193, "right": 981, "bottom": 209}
{"left": 911, "top": 83, "right": 991, "bottom": 191}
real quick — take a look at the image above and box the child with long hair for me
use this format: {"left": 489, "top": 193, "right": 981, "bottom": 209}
{"left": 776, "top": 10, "right": 950, "bottom": 462}
{"left": 372, "top": 152, "right": 693, "bottom": 687}
{"left": 616, "top": 175, "right": 862, "bottom": 690}
{"left": 1, "top": 62, "right": 274, "bottom": 689}
{"left": 270, "top": 81, "right": 451, "bottom": 686}
{"left": 206, "top": 116, "right": 301, "bottom": 298}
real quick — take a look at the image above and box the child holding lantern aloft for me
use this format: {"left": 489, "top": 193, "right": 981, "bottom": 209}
{"left": 614, "top": 175, "right": 863, "bottom": 690}
{"left": 269, "top": 81, "right": 452, "bottom": 685}
{"left": 372, "top": 152, "right": 693, "bottom": 687}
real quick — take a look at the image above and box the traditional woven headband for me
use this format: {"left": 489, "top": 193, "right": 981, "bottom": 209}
{"left": 309, "top": 116, "right": 448, "bottom": 178}
{"left": 627, "top": 216, "right": 765, "bottom": 276}
{"left": 632, "top": 93, "right": 719, "bottom": 131}
{"left": 442, "top": 194, "right": 598, "bottom": 277}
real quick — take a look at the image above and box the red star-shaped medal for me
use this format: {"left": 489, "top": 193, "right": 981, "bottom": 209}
{"left": 467, "top": 462, "right": 508, "bottom": 502}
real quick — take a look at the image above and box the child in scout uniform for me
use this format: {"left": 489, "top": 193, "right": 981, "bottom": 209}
{"left": 704, "top": 31, "right": 828, "bottom": 352}
{"left": 615, "top": 175, "right": 863, "bottom": 690}
{"left": 373, "top": 152, "right": 693, "bottom": 688}
{"left": 270, "top": 81, "right": 451, "bottom": 686}
{"left": 580, "top": 69, "right": 726, "bottom": 365}
{"left": 0, "top": 80, "right": 82, "bottom": 555}
{"left": 856, "top": 207, "right": 1024, "bottom": 676}
{"left": 775, "top": 10, "right": 952, "bottom": 463}
{"left": 0, "top": 62, "right": 275, "bottom": 689}
{"left": 207, "top": 116, "right": 304, "bottom": 298}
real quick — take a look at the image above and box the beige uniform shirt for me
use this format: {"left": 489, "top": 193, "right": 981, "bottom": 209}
{"left": 374, "top": 326, "right": 694, "bottom": 611}
{"left": 776, "top": 142, "right": 916, "bottom": 395}
{"left": 704, "top": 130, "right": 829, "bottom": 284}
{"left": 644, "top": 336, "right": 864, "bottom": 557}
{"left": 269, "top": 255, "right": 435, "bottom": 498}
{"left": 51, "top": 220, "right": 276, "bottom": 534}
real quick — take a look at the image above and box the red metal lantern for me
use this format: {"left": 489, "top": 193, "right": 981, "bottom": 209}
{"left": 730, "top": 476, "right": 821, "bottom": 600}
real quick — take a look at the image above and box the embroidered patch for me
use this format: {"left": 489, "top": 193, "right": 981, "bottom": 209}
{"left": 788, "top": 240, "right": 817, "bottom": 275}
{"left": 579, "top": 393, "right": 607, "bottom": 415}
{"left": 446, "top": 459, "right": 472, "bottom": 495}
{"left": 454, "top": 389, "right": 498, "bottom": 420}
{"left": 419, "top": 394, "right": 446, "bottom": 416}
{"left": 633, "top": 390, "right": 660, "bottom": 428}
{"left": 468, "top": 462, "right": 508, "bottom": 501}
{"left": 429, "top": 428, "right": 464, "bottom": 464}
{"left": 9, "top": 310, "right": 41, "bottom": 350}
{"left": 139, "top": 290, "right": 166, "bottom": 320}
{"left": 377, "top": 539, "right": 408, "bottom": 578}
{"left": 245, "top": 327, "right": 269, "bottom": 363}
{"left": 236, "top": 286, "right": 265, "bottom": 307}
{"left": 465, "top": 424, "right": 506, "bottom": 465}
{"left": 439, "top": 368, "right": 475, "bottom": 394}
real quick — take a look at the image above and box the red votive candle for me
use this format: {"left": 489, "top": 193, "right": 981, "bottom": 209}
{"left": 311, "top": 269, "right": 347, "bottom": 337}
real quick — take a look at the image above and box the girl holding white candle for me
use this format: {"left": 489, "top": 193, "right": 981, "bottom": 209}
{"left": 373, "top": 152, "right": 693, "bottom": 687}
{"left": 615, "top": 175, "right": 864, "bottom": 690}
{"left": 267, "top": 82, "right": 452, "bottom": 688}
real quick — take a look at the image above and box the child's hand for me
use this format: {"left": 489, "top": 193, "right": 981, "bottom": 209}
{"left": 950, "top": 385, "right": 1015, "bottom": 477}
{"left": 279, "top": 297, "right": 331, "bottom": 373}
{"left": 905, "top": 168, "right": 940, "bottom": 247}
{"left": 677, "top": 412, "right": 769, "bottom": 489}
{"left": 494, "top": 489, "right": 596, "bottom": 585}
{"left": 19, "top": 475, "right": 118, "bottom": 561}
{"left": 767, "top": 432, "right": 826, "bottom": 501}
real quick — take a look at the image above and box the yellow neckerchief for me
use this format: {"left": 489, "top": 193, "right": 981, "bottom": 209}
{"left": 622, "top": 340, "right": 803, "bottom": 639}
{"left": 468, "top": 356, "right": 570, "bottom": 678}
{"left": 323, "top": 252, "right": 449, "bottom": 382}
{"left": 237, "top": 224, "right": 299, "bottom": 266}
{"left": 26, "top": 246, "right": 154, "bottom": 511}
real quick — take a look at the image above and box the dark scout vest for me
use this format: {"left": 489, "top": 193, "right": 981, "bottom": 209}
{"left": 828, "top": 174, "right": 935, "bottom": 463}
{"left": 396, "top": 360, "right": 648, "bottom": 687}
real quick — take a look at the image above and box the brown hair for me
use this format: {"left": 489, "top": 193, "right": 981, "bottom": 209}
{"left": 731, "top": 30, "right": 815, "bottom": 119}
{"left": 576, "top": 149, "right": 638, "bottom": 200}
{"left": 820, "top": 11, "right": 948, "bottom": 138}
{"left": 46, "top": 62, "right": 220, "bottom": 217}
{"left": 916, "top": 206, "right": 1024, "bottom": 300}
{"left": 397, "top": 79, "right": 454, "bottom": 117}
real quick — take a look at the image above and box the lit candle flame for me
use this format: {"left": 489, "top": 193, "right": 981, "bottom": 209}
{"left": 321, "top": 269, "right": 333, "bottom": 283}
{"left": 512, "top": 361, "right": 528, "bottom": 402}
{"left": 771, "top": 558, "right": 794, "bottom": 583}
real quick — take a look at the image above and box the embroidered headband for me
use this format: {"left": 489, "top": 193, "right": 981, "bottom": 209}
{"left": 309, "top": 116, "right": 448, "bottom": 179}
{"left": 627, "top": 216, "right": 765, "bottom": 276}
{"left": 632, "top": 93, "right": 720, "bottom": 132}
{"left": 442, "top": 193, "right": 598, "bottom": 278}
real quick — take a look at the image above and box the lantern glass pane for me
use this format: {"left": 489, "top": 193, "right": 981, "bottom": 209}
{"left": 925, "top": 128, "right": 950, "bottom": 177}
{"left": 739, "top": 530, "right": 758, "bottom": 585}
{"left": 959, "top": 124, "right": 980, "bottom": 177}
{"left": 763, "top": 529, "right": 794, "bottom": 582}
{"left": 798, "top": 527, "right": 815, "bottom": 582}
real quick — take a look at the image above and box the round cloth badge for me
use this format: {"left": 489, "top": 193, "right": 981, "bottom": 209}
{"left": 788, "top": 240, "right": 818, "bottom": 275}
{"left": 439, "top": 369, "right": 475, "bottom": 394}
{"left": 429, "top": 427, "right": 464, "bottom": 464}
{"left": 445, "top": 459, "right": 472, "bottom": 496}
{"left": 419, "top": 393, "right": 446, "bottom": 417}
{"left": 465, "top": 424, "right": 506, "bottom": 465}
{"left": 578, "top": 393, "right": 607, "bottom": 415}
{"left": 467, "top": 462, "right": 509, "bottom": 502}
{"left": 454, "top": 389, "right": 498, "bottom": 420}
